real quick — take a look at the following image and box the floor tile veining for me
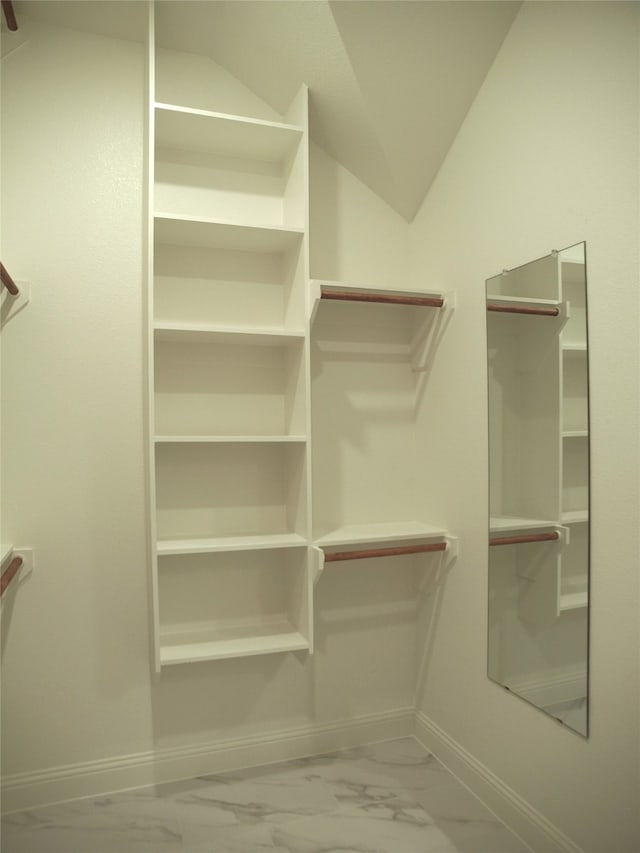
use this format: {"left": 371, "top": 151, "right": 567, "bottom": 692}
{"left": 1, "top": 738, "right": 530, "bottom": 852}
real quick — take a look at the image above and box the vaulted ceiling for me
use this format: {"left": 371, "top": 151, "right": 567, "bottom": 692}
{"left": 7, "top": 1, "right": 521, "bottom": 221}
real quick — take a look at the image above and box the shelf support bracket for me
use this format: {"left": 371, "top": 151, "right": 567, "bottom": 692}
{"left": 416, "top": 535, "right": 458, "bottom": 594}
{"left": 1, "top": 281, "right": 30, "bottom": 327}
{"left": 312, "top": 545, "right": 325, "bottom": 585}
{"left": 309, "top": 279, "right": 322, "bottom": 326}
{"left": 444, "top": 534, "right": 459, "bottom": 565}
{"left": 411, "top": 290, "right": 456, "bottom": 373}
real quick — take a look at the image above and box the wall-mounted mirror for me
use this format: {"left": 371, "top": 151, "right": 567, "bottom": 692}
{"left": 486, "top": 242, "right": 589, "bottom": 736}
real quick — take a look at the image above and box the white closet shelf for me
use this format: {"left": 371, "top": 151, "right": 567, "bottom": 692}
{"left": 562, "top": 430, "right": 588, "bottom": 439}
{"left": 561, "top": 510, "right": 589, "bottom": 524}
{"left": 155, "top": 102, "right": 303, "bottom": 161}
{"left": 562, "top": 343, "right": 587, "bottom": 353}
{"left": 157, "top": 533, "right": 308, "bottom": 556}
{"left": 154, "top": 435, "right": 307, "bottom": 444}
{"left": 490, "top": 516, "right": 561, "bottom": 534}
{"left": 559, "top": 591, "right": 589, "bottom": 612}
{"left": 153, "top": 323, "right": 305, "bottom": 345}
{"left": 160, "top": 622, "right": 309, "bottom": 665}
{"left": 486, "top": 295, "right": 561, "bottom": 307}
{"left": 154, "top": 214, "right": 304, "bottom": 253}
{"left": 314, "top": 521, "right": 448, "bottom": 548}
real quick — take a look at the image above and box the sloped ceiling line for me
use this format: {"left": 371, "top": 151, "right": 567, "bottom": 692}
{"left": 11, "top": 0, "right": 521, "bottom": 221}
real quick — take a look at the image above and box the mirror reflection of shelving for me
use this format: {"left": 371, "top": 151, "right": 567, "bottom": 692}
{"left": 148, "top": 19, "right": 312, "bottom": 669}
{"left": 486, "top": 243, "right": 589, "bottom": 737}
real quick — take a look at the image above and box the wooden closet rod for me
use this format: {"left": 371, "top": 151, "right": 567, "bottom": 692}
{"left": 1, "top": 263, "right": 20, "bottom": 296}
{"left": 1, "top": 556, "right": 23, "bottom": 597}
{"left": 324, "top": 541, "right": 447, "bottom": 563}
{"left": 487, "top": 303, "right": 559, "bottom": 317}
{"left": 1, "top": 1, "right": 18, "bottom": 31}
{"left": 489, "top": 531, "right": 559, "bottom": 547}
{"left": 321, "top": 288, "right": 444, "bottom": 308}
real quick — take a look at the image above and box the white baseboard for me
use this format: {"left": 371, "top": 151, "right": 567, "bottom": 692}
{"left": 508, "top": 669, "right": 586, "bottom": 710}
{"left": 1, "top": 705, "right": 587, "bottom": 853}
{"left": 414, "top": 711, "right": 584, "bottom": 853}
{"left": 1, "top": 707, "right": 414, "bottom": 814}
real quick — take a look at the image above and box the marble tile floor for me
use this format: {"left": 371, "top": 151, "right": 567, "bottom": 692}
{"left": 1, "top": 738, "right": 532, "bottom": 853}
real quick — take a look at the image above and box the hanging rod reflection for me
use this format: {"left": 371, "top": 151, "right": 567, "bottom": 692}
{"left": 321, "top": 288, "right": 444, "bottom": 308}
{"left": 487, "top": 303, "right": 559, "bottom": 317}
{"left": 489, "top": 531, "right": 560, "bottom": 547}
{"left": 1, "top": 556, "right": 23, "bottom": 597}
{"left": 1, "top": 263, "right": 20, "bottom": 296}
{"left": 1, "top": 1, "right": 17, "bottom": 31}
{"left": 324, "top": 541, "right": 447, "bottom": 563}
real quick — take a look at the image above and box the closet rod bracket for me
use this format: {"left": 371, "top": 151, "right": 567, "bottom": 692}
{"left": 1, "top": 280, "right": 30, "bottom": 326}
{"left": 444, "top": 534, "right": 459, "bottom": 565}
{"left": 0, "top": 547, "right": 34, "bottom": 598}
{"left": 311, "top": 546, "right": 325, "bottom": 585}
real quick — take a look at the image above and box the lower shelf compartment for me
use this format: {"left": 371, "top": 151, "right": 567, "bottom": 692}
{"left": 160, "top": 620, "right": 309, "bottom": 665}
{"left": 156, "top": 548, "right": 311, "bottom": 668}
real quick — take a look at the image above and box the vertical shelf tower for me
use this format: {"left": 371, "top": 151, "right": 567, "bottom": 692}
{"left": 147, "top": 6, "right": 312, "bottom": 670}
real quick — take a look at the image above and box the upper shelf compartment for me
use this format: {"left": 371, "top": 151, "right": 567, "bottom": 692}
{"left": 154, "top": 104, "right": 306, "bottom": 230}
{"left": 155, "top": 103, "right": 303, "bottom": 161}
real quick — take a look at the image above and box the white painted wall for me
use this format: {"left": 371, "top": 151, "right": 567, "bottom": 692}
{"left": 309, "top": 141, "right": 411, "bottom": 286}
{"left": 1, "top": 19, "right": 153, "bottom": 773}
{"left": 411, "top": 3, "right": 640, "bottom": 851}
{"left": 1, "top": 18, "right": 416, "bottom": 795}
{"left": 2, "top": 7, "right": 639, "bottom": 849}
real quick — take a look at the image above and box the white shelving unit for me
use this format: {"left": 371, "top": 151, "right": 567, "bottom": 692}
{"left": 147, "top": 7, "right": 313, "bottom": 670}
{"left": 146, "top": 8, "right": 457, "bottom": 671}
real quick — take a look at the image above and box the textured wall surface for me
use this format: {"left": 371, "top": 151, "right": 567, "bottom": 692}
{"left": 410, "top": 3, "right": 640, "bottom": 851}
